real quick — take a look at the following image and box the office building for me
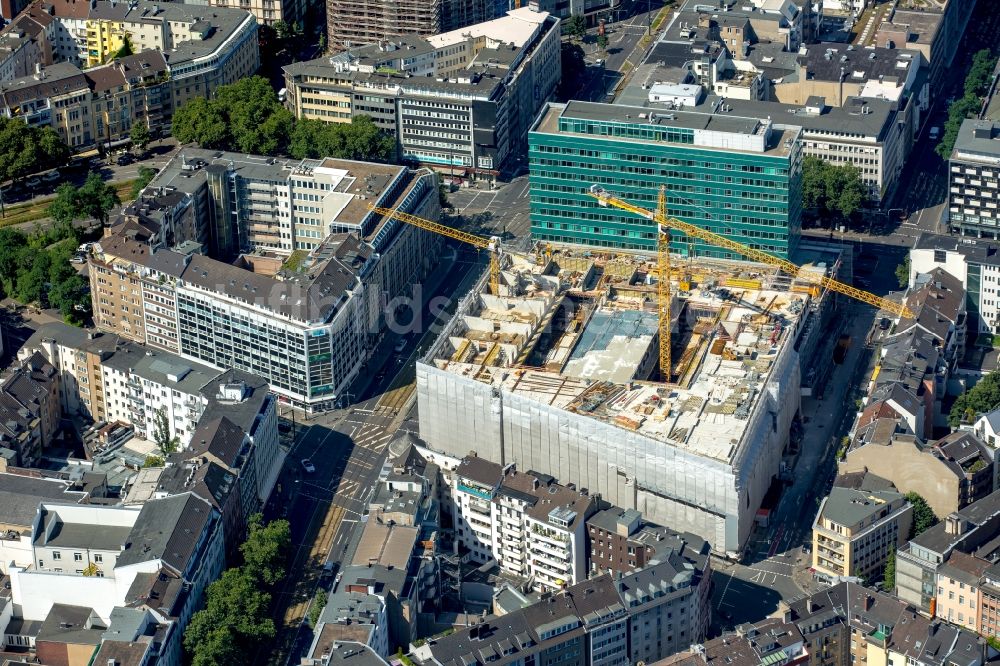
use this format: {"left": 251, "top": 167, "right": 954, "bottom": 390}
{"left": 528, "top": 100, "right": 802, "bottom": 258}
{"left": 416, "top": 248, "right": 835, "bottom": 556}
{"left": 89, "top": 152, "right": 444, "bottom": 412}
{"left": 875, "top": 0, "right": 978, "bottom": 86}
{"left": 811, "top": 486, "right": 912, "bottom": 582}
{"left": 947, "top": 120, "right": 1000, "bottom": 238}
{"left": 450, "top": 453, "right": 597, "bottom": 592}
{"left": 284, "top": 8, "right": 560, "bottom": 185}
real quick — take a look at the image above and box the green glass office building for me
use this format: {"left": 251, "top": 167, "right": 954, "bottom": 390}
{"left": 528, "top": 101, "right": 803, "bottom": 259}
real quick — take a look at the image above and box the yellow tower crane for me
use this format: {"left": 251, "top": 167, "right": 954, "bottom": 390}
{"left": 656, "top": 187, "right": 671, "bottom": 381}
{"left": 588, "top": 185, "right": 913, "bottom": 319}
{"left": 368, "top": 205, "right": 504, "bottom": 295}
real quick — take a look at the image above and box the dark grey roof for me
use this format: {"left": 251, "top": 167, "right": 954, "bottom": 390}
{"left": 101, "top": 342, "right": 218, "bottom": 395}
{"left": 187, "top": 417, "right": 247, "bottom": 468}
{"left": 96, "top": 233, "right": 190, "bottom": 277}
{"left": 909, "top": 489, "right": 1000, "bottom": 554}
{"left": 117, "top": 492, "right": 215, "bottom": 573}
{"left": 33, "top": 505, "right": 133, "bottom": 551}
{"left": 324, "top": 641, "right": 390, "bottom": 666}
{"left": 798, "top": 43, "right": 920, "bottom": 84}
{"left": 23, "top": 322, "right": 122, "bottom": 359}
{"left": 818, "top": 486, "right": 906, "bottom": 528}
{"left": 455, "top": 454, "right": 504, "bottom": 487}
{"left": 36, "top": 604, "right": 106, "bottom": 646}
{"left": 695, "top": 94, "right": 897, "bottom": 139}
{"left": 200, "top": 369, "right": 272, "bottom": 434}
{"left": 0, "top": 473, "right": 86, "bottom": 528}
{"left": 914, "top": 233, "right": 1000, "bottom": 268}
{"left": 156, "top": 459, "right": 237, "bottom": 512}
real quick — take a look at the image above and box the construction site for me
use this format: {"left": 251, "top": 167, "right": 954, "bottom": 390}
{"left": 414, "top": 243, "right": 846, "bottom": 556}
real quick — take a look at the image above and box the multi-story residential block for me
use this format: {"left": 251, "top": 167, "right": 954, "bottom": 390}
{"left": 811, "top": 486, "right": 912, "bottom": 583}
{"left": 326, "top": 0, "right": 440, "bottom": 48}
{"left": 0, "top": 6, "right": 54, "bottom": 80}
{"left": 528, "top": 100, "right": 803, "bottom": 258}
{"left": 414, "top": 552, "right": 711, "bottom": 666}
{"left": 895, "top": 490, "right": 1000, "bottom": 613}
{"left": 585, "top": 507, "right": 709, "bottom": 579}
{"left": 909, "top": 233, "right": 1000, "bottom": 335}
{"left": 980, "top": 563, "right": 1000, "bottom": 637}
{"left": 935, "top": 551, "right": 990, "bottom": 632}
{"left": 0, "top": 352, "right": 59, "bottom": 468}
{"left": 451, "top": 453, "right": 597, "bottom": 592}
{"left": 284, "top": 8, "right": 560, "bottom": 185}
{"left": 841, "top": 431, "right": 996, "bottom": 518}
{"left": 88, "top": 154, "right": 444, "bottom": 413}
{"left": 947, "top": 121, "right": 1000, "bottom": 239}
{"left": 662, "top": 581, "right": 987, "bottom": 666}
{"left": 0, "top": 0, "right": 258, "bottom": 149}
{"left": 4, "top": 492, "right": 225, "bottom": 666}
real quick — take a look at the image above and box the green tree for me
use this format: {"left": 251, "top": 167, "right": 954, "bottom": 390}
{"left": 130, "top": 122, "right": 151, "bottom": 152}
{"left": 112, "top": 36, "right": 133, "bottom": 60}
{"left": 241, "top": 513, "right": 291, "bottom": 586}
{"left": 37, "top": 127, "right": 70, "bottom": 168}
{"left": 129, "top": 166, "right": 157, "bottom": 200}
{"left": 988, "top": 636, "right": 1000, "bottom": 652}
{"left": 214, "top": 76, "right": 294, "bottom": 155}
{"left": 905, "top": 492, "right": 938, "bottom": 538}
{"left": 47, "top": 183, "right": 82, "bottom": 226}
{"left": 184, "top": 568, "right": 276, "bottom": 664}
{"left": 883, "top": 544, "right": 896, "bottom": 592}
{"left": 0, "top": 228, "right": 27, "bottom": 296}
{"left": 801, "top": 157, "right": 869, "bottom": 224}
{"left": 563, "top": 14, "right": 586, "bottom": 40}
{"left": 950, "top": 371, "right": 1000, "bottom": 426}
{"left": 153, "top": 407, "right": 179, "bottom": 454}
{"left": 143, "top": 455, "right": 165, "bottom": 467}
{"left": 172, "top": 97, "right": 229, "bottom": 149}
{"left": 76, "top": 172, "right": 120, "bottom": 225}
{"left": 895, "top": 255, "right": 910, "bottom": 288}
{"left": 937, "top": 49, "right": 998, "bottom": 159}
{"left": 309, "top": 589, "right": 328, "bottom": 626}
{"left": 596, "top": 33, "right": 608, "bottom": 52}
{"left": 15, "top": 249, "right": 51, "bottom": 306}
{"left": 288, "top": 116, "right": 394, "bottom": 162}
{"left": 318, "top": 33, "right": 327, "bottom": 54}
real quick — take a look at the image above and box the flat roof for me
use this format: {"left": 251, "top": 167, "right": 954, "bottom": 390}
{"left": 953, "top": 120, "right": 1000, "bottom": 161}
{"left": 534, "top": 101, "right": 797, "bottom": 157}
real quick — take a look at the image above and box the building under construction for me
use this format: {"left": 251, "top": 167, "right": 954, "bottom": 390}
{"left": 416, "top": 248, "right": 839, "bottom": 556}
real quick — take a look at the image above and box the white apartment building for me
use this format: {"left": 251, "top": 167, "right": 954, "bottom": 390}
{"left": 7, "top": 494, "right": 224, "bottom": 666}
{"left": 910, "top": 233, "right": 1000, "bottom": 335}
{"left": 451, "top": 454, "right": 596, "bottom": 592}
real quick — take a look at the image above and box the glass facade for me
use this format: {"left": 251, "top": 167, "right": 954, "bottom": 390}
{"left": 528, "top": 107, "right": 802, "bottom": 260}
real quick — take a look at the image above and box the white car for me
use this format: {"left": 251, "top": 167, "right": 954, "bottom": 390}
{"left": 300, "top": 458, "right": 316, "bottom": 473}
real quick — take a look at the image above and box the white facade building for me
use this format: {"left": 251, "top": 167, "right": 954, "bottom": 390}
{"left": 451, "top": 455, "right": 596, "bottom": 592}
{"left": 910, "top": 233, "right": 1000, "bottom": 335}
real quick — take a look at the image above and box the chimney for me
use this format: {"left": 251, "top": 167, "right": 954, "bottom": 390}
{"left": 944, "top": 513, "right": 964, "bottom": 536}
{"left": 865, "top": 594, "right": 874, "bottom": 611}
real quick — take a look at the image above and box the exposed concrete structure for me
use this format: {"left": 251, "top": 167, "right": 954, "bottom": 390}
{"left": 417, "top": 249, "right": 834, "bottom": 555}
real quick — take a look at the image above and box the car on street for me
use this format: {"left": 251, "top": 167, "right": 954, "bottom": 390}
{"left": 394, "top": 338, "right": 407, "bottom": 353}
{"left": 929, "top": 126, "right": 941, "bottom": 140}
{"left": 300, "top": 458, "right": 316, "bottom": 473}
{"left": 42, "top": 170, "right": 60, "bottom": 182}
{"left": 70, "top": 253, "right": 87, "bottom": 264}
{"left": 117, "top": 154, "right": 134, "bottom": 166}
{"left": 26, "top": 177, "right": 41, "bottom": 189}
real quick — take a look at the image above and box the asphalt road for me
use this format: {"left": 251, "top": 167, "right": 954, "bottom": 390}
{"left": 258, "top": 243, "right": 490, "bottom": 666}
{"left": 447, "top": 175, "right": 533, "bottom": 242}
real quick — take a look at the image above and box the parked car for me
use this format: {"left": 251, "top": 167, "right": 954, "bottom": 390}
{"left": 70, "top": 253, "right": 87, "bottom": 264}
{"left": 394, "top": 338, "right": 407, "bottom": 353}
{"left": 929, "top": 126, "right": 941, "bottom": 140}
{"left": 116, "top": 154, "right": 134, "bottom": 166}
{"left": 42, "top": 170, "right": 60, "bottom": 182}
{"left": 300, "top": 458, "right": 316, "bottom": 473}
{"left": 26, "top": 177, "right": 41, "bottom": 189}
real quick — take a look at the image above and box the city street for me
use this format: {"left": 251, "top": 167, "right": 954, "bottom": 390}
{"left": 257, "top": 243, "right": 490, "bottom": 666}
